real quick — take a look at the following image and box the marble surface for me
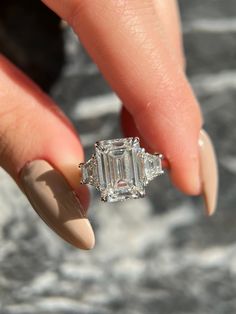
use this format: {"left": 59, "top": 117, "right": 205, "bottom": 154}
{"left": 1, "top": 0, "right": 236, "bottom": 313}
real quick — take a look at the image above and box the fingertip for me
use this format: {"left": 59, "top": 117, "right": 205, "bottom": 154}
{"left": 121, "top": 106, "right": 202, "bottom": 196}
{"left": 167, "top": 132, "right": 202, "bottom": 196}
{"left": 170, "top": 161, "right": 202, "bottom": 196}
{"left": 20, "top": 159, "right": 94, "bottom": 250}
{"left": 66, "top": 218, "right": 95, "bottom": 250}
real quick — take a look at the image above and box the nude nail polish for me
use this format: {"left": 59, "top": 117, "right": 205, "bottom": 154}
{"left": 199, "top": 130, "right": 218, "bottom": 216}
{"left": 20, "top": 160, "right": 95, "bottom": 249}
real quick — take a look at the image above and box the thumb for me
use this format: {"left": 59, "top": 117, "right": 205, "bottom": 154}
{"left": 0, "top": 55, "right": 95, "bottom": 249}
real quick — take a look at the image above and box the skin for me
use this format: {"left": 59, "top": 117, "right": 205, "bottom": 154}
{"left": 0, "top": 0, "right": 203, "bottom": 238}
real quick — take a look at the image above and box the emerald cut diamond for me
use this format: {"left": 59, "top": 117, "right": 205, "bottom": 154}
{"left": 79, "top": 137, "right": 164, "bottom": 202}
{"left": 95, "top": 137, "right": 144, "bottom": 202}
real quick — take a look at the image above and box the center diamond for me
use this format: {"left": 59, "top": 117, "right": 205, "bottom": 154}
{"left": 95, "top": 137, "right": 145, "bottom": 202}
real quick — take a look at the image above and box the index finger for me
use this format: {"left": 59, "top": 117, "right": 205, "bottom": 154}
{"left": 42, "top": 0, "right": 202, "bottom": 195}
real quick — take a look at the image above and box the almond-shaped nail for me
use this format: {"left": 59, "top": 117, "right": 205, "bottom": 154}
{"left": 199, "top": 130, "right": 218, "bottom": 216}
{"left": 20, "top": 160, "right": 95, "bottom": 249}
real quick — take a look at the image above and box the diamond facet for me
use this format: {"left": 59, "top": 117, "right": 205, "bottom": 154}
{"left": 142, "top": 153, "right": 164, "bottom": 185}
{"left": 80, "top": 155, "right": 99, "bottom": 188}
{"left": 95, "top": 137, "right": 145, "bottom": 202}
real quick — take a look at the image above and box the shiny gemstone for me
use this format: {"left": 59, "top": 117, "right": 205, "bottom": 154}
{"left": 80, "top": 155, "right": 99, "bottom": 188}
{"left": 80, "top": 137, "right": 164, "bottom": 202}
{"left": 143, "top": 153, "right": 164, "bottom": 185}
{"left": 95, "top": 137, "right": 145, "bottom": 202}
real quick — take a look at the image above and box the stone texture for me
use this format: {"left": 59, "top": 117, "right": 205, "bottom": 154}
{"left": 0, "top": 1, "right": 236, "bottom": 313}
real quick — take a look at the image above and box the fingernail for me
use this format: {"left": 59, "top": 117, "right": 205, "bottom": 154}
{"left": 199, "top": 130, "right": 219, "bottom": 216}
{"left": 20, "top": 160, "right": 95, "bottom": 249}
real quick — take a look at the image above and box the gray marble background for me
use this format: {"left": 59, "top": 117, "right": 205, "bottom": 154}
{"left": 1, "top": 0, "right": 236, "bottom": 313}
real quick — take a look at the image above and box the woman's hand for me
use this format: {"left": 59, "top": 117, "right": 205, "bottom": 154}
{"left": 0, "top": 0, "right": 218, "bottom": 249}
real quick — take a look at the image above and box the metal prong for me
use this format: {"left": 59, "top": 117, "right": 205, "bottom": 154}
{"left": 154, "top": 153, "right": 164, "bottom": 160}
{"left": 134, "top": 136, "right": 140, "bottom": 143}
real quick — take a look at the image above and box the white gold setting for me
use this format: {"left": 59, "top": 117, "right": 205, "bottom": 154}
{"left": 79, "top": 137, "right": 164, "bottom": 202}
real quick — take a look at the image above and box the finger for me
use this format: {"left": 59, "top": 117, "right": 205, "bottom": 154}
{"left": 121, "top": 0, "right": 184, "bottom": 166}
{"left": 122, "top": 0, "right": 185, "bottom": 154}
{"left": 42, "top": 0, "right": 202, "bottom": 195}
{"left": 0, "top": 55, "right": 94, "bottom": 249}
{"left": 153, "top": 0, "right": 185, "bottom": 68}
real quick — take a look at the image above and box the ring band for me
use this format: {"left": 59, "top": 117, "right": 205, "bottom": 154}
{"left": 79, "top": 137, "right": 164, "bottom": 202}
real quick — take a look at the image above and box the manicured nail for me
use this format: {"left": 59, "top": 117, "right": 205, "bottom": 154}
{"left": 199, "top": 130, "right": 218, "bottom": 216}
{"left": 20, "top": 160, "right": 95, "bottom": 249}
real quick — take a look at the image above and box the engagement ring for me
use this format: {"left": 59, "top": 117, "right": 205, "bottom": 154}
{"left": 79, "top": 137, "right": 164, "bottom": 202}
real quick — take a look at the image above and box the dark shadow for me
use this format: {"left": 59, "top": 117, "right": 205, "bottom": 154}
{"left": 0, "top": 0, "right": 64, "bottom": 91}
